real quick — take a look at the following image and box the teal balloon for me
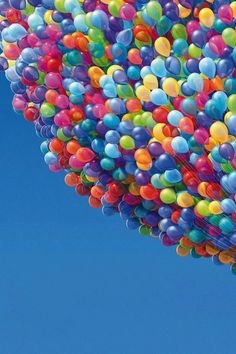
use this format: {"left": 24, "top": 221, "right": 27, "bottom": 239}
{"left": 156, "top": 16, "right": 172, "bottom": 36}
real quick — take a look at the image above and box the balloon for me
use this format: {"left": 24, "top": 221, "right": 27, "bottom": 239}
{"left": 0, "top": 0, "right": 236, "bottom": 275}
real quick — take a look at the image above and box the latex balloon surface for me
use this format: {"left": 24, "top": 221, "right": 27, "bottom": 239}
{"left": 0, "top": 0, "right": 236, "bottom": 274}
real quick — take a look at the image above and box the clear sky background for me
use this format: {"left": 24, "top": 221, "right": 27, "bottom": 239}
{"left": 0, "top": 74, "right": 235, "bottom": 354}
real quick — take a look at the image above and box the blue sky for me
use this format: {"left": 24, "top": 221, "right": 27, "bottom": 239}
{"left": 0, "top": 74, "right": 235, "bottom": 354}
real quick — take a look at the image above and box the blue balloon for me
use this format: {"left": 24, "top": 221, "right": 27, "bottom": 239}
{"left": 165, "top": 56, "right": 181, "bottom": 75}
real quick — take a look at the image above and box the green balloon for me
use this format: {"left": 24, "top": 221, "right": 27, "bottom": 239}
{"left": 171, "top": 24, "right": 187, "bottom": 40}
{"left": 139, "top": 225, "right": 150, "bottom": 236}
{"left": 40, "top": 103, "right": 55, "bottom": 118}
{"left": 120, "top": 136, "right": 135, "bottom": 150}
{"left": 146, "top": 1, "right": 162, "bottom": 20}
{"left": 222, "top": 28, "right": 236, "bottom": 47}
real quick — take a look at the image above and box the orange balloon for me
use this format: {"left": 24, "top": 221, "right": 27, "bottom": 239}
{"left": 65, "top": 172, "right": 80, "bottom": 187}
{"left": 178, "top": 117, "right": 194, "bottom": 134}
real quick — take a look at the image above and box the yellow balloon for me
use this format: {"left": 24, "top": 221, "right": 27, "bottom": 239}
{"left": 107, "top": 65, "right": 123, "bottom": 76}
{"left": 176, "top": 192, "right": 194, "bottom": 208}
{"left": 162, "top": 78, "right": 180, "bottom": 97}
{"left": 218, "top": 251, "right": 235, "bottom": 265}
{"left": 178, "top": 4, "right": 191, "bottom": 18}
{"left": 153, "top": 123, "right": 166, "bottom": 142}
{"left": 129, "top": 182, "right": 141, "bottom": 196}
{"left": 210, "top": 122, "right": 228, "bottom": 143}
{"left": 209, "top": 201, "right": 223, "bottom": 215}
{"left": 154, "top": 37, "right": 171, "bottom": 57}
{"left": 205, "top": 137, "right": 217, "bottom": 151}
{"left": 197, "top": 182, "right": 208, "bottom": 197}
{"left": 230, "top": 1, "right": 236, "bottom": 18}
{"left": 136, "top": 85, "right": 151, "bottom": 102}
{"left": 206, "top": 243, "right": 219, "bottom": 256}
{"left": 136, "top": 162, "right": 152, "bottom": 171}
{"left": 176, "top": 245, "right": 190, "bottom": 257}
{"left": 199, "top": 8, "right": 215, "bottom": 28}
{"left": 143, "top": 74, "right": 158, "bottom": 90}
{"left": 224, "top": 111, "right": 233, "bottom": 124}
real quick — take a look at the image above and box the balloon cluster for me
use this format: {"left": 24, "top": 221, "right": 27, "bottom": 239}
{"left": 1, "top": 0, "right": 236, "bottom": 273}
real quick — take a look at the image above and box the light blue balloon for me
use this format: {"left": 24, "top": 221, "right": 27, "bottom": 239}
{"left": 140, "top": 66, "right": 152, "bottom": 79}
{"left": 220, "top": 175, "right": 235, "bottom": 194}
{"left": 151, "top": 174, "right": 165, "bottom": 189}
{"left": 69, "top": 82, "right": 85, "bottom": 96}
{"left": 187, "top": 73, "right": 204, "bottom": 92}
{"left": 21, "top": 48, "right": 38, "bottom": 64}
{"left": 164, "top": 169, "right": 182, "bottom": 183}
{"left": 103, "top": 84, "right": 117, "bottom": 98}
{"left": 228, "top": 171, "right": 236, "bottom": 192}
{"left": 221, "top": 199, "right": 236, "bottom": 214}
{"left": 199, "top": 57, "right": 216, "bottom": 79}
{"left": 151, "top": 58, "right": 167, "bottom": 77}
{"left": 167, "top": 110, "right": 183, "bottom": 127}
{"left": 116, "top": 29, "right": 133, "bottom": 46}
{"left": 171, "top": 137, "right": 189, "bottom": 153}
{"left": 227, "top": 115, "right": 236, "bottom": 135}
{"left": 202, "top": 43, "right": 218, "bottom": 60}
{"left": 150, "top": 89, "right": 168, "bottom": 105}
{"left": 74, "top": 14, "right": 88, "bottom": 32}
{"left": 105, "top": 143, "right": 121, "bottom": 159}
{"left": 44, "top": 152, "right": 58, "bottom": 165}
{"left": 90, "top": 10, "right": 109, "bottom": 31}
{"left": 28, "top": 14, "right": 44, "bottom": 30}
{"left": 64, "top": 0, "right": 81, "bottom": 12}
{"left": 212, "top": 91, "right": 227, "bottom": 112}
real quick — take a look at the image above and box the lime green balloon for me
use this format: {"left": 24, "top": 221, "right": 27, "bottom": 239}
{"left": 57, "top": 128, "right": 70, "bottom": 142}
{"left": 40, "top": 103, "right": 55, "bottom": 118}
{"left": 221, "top": 163, "right": 234, "bottom": 173}
{"left": 36, "top": 72, "right": 45, "bottom": 85}
{"left": 133, "top": 114, "right": 146, "bottom": 126}
{"left": 146, "top": 1, "right": 162, "bottom": 20}
{"left": 227, "top": 94, "right": 236, "bottom": 113}
{"left": 88, "top": 29, "right": 105, "bottom": 43}
{"left": 22, "top": 1, "right": 34, "bottom": 15}
{"left": 55, "top": 0, "right": 67, "bottom": 13}
{"left": 171, "top": 24, "right": 187, "bottom": 40}
{"left": 160, "top": 188, "right": 176, "bottom": 204}
{"left": 188, "top": 44, "right": 202, "bottom": 58}
{"left": 120, "top": 136, "right": 135, "bottom": 150}
{"left": 139, "top": 225, "right": 150, "bottom": 236}
{"left": 108, "top": 0, "right": 123, "bottom": 17}
{"left": 117, "top": 84, "right": 134, "bottom": 99}
{"left": 196, "top": 200, "right": 211, "bottom": 217}
{"left": 142, "top": 112, "right": 155, "bottom": 128}
{"left": 159, "top": 175, "right": 173, "bottom": 187}
{"left": 222, "top": 28, "right": 236, "bottom": 47}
